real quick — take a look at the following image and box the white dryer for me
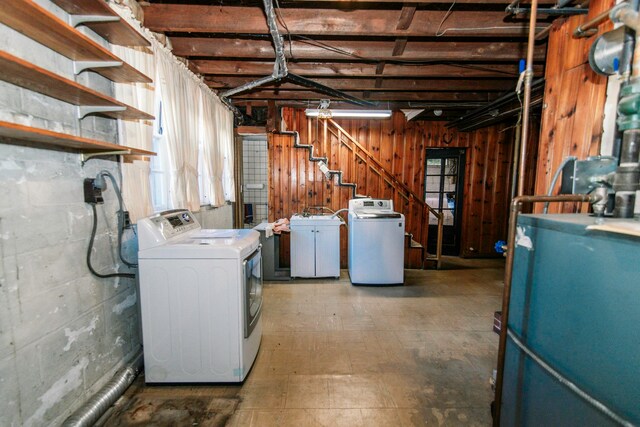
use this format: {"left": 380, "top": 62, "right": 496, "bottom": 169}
{"left": 137, "top": 209, "right": 262, "bottom": 383}
{"left": 348, "top": 199, "right": 405, "bottom": 285}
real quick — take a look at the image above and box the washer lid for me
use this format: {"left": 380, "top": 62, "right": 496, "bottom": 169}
{"left": 138, "top": 229, "right": 260, "bottom": 259}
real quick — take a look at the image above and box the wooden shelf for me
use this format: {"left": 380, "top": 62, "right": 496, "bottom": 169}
{"left": 50, "top": 0, "right": 150, "bottom": 47}
{"left": 0, "top": 120, "right": 156, "bottom": 156}
{"left": 0, "top": 0, "right": 151, "bottom": 83}
{"left": 0, "top": 51, "right": 154, "bottom": 121}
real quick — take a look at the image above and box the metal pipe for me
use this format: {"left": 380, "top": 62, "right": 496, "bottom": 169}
{"left": 516, "top": 0, "right": 539, "bottom": 198}
{"left": 62, "top": 350, "right": 143, "bottom": 427}
{"left": 510, "top": 7, "right": 588, "bottom": 15}
{"left": 493, "top": 194, "right": 597, "bottom": 426}
{"left": 455, "top": 96, "right": 544, "bottom": 132}
{"left": 574, "top": 7, "right": 615, "bottom": 38}
{"left": 510, "top": 116, "right": 522, "bottom": 202}
{"left": 506, "top": 329, "right": 635, "bottom": 426}
{"left": 447, "top": 80, "right": 545, "bottom": 129}
{"left": 221, "top": 75, "right": 278, "bottom": 99}
{"left": 287, "top": 73, "right": 374, "bottom": 107}
{"left": 543, "top": 156, "right": 578, "bottom": 213}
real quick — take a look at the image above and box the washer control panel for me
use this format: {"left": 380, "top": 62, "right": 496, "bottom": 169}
{"left": 349, "top": 198, "right": 394, "bottom": 212}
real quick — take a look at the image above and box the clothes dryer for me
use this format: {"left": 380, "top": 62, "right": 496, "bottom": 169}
{"left": 137, "top": 209, "right": 262, "bottom": 382}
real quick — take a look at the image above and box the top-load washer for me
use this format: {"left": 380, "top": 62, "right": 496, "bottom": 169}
{"left": 137, "top": 209, "right": 262, "bottom": 383}
{"left": 348, "top": 198, "right": 405, "bottom": 285}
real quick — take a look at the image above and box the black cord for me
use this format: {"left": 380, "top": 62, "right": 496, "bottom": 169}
{"left": 87, "top": 204, "right": 136, "bottom": 279}
{"left": 98, "top": 170, "right": 138, "bottom": 268}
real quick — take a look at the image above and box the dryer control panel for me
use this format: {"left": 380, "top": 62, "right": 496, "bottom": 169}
{"left": 138, "top": 209, "right": 201, "bottom": 250}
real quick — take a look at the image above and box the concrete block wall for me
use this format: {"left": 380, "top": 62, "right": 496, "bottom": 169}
{"left": 0, "top": 1, "right": 141, "bottom": 425}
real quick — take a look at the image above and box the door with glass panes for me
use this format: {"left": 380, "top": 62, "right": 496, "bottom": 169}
{"left": 424, "top": 148, "right": 465, "bottom": 255}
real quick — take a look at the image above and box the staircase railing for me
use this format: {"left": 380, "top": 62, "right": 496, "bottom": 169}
{"left": 326, "top": 119, "right": 443, "bottom": 268}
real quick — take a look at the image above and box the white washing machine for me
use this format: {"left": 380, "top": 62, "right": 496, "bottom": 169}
{"left": 137, "top": 209, "right": 262, "bottom": 383}
{"left": 348, "top": 198, "right": 405, "bottom": 285}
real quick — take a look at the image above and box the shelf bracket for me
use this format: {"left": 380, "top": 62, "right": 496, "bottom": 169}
{"left": 78, "top": 106, "right": 126, "bottom": 119}
{"left": 81, "top": 150, "right": 132, "bottom": 166}
{"left": 73, "top": 60, "right": 123, "bottom": 75}
{"left": 69, "top": 14, "right": 120, "bottom": 28}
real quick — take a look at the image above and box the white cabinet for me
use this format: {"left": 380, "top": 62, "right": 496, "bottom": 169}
{"left": 290, "top": 215, "right": 342, "bottom": 278}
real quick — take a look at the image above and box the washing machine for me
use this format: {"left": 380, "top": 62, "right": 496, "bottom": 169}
{"left": 137, "top": 209, "right": 262, "bottom": 383}
{"left": 348, "top": 198, "right": 405, "bottom": 285}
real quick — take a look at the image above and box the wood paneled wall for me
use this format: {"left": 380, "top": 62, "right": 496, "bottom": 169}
{"left": 269, "top": 108, "right": 538, "bottom": 265}
{"left": 534, "top": 0, "right": 614, "bottom": 213}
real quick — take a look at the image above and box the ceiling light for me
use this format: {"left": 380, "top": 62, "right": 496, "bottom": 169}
{"left": 305, "top": 109, "right": 392, "bottom": 119}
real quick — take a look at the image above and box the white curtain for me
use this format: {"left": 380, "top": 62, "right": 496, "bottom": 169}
{"left": 199, "top": 90, "right": 226, "bottom": 206}
{"left": 112, "top": 44, "right": 155, "bottom": 222}
{"left": 108, "top": 1, "right": 235, "bottom": 215}
{"left": 218, "top": 103, "right": 236, "bottom": 202}
{"left": 154, "top": 43, "right": 201, "bottom": 212}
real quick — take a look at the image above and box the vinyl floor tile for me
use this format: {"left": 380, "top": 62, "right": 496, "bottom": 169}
{"left": 103, "top": 259, "right": 503, "bottom": 426}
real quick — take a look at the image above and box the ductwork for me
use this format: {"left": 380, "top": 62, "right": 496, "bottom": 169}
{"left": 62, "top": 350, "right": 143, "bottom": 427}
{"left": 220, "top": 0, "right": 372, "bottom": 107}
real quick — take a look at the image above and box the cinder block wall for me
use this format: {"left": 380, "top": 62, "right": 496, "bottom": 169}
{"left": 0, "top": 1, "right": 140, "bottom": 425}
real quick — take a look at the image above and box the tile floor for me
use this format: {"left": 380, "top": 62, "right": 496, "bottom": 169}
{"left": 102, "top": 257, "right": 504, "bottom": 426}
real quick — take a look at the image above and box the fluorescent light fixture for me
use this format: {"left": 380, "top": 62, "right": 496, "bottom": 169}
{"left": 305, "top": 109, "right": 392, "bottom": 119}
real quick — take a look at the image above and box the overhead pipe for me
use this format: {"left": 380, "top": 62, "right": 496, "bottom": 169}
{"left": 447, "top": 79, "right": 545, "bottom": 129}
{"left": 454, "top": 96, "right": 543, "bottom": 132}
{"left": 509, "top": 7, "right": 588, "bottom": 15}
{"left": 287, "top": 73, "right": 374, "bottom": 107}
{"left": 493, "top": 194, "right": 601, "bottom": 426}
{"left": 574, "top": 6, "right": 616, "bottom": 38}
{"left": 62, "top": 350, "right": 143, "bottom": 427}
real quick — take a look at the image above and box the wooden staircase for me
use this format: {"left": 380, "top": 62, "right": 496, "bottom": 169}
{"left": 283, "top": 118, "right": 443, "bottom": 269}
{"left": 283, "top": 130, "right": 360, "bottom": 199}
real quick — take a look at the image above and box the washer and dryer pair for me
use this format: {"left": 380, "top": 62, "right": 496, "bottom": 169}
{"left": 348, "top": 198, "right": 406, "bottom": 285}
{"left": 137, "top": 209, "right": 262, "bottom": 383}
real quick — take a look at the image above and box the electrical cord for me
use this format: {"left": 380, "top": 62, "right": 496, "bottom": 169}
{"left": 87, "top": 204, "right": 136, "bottom": 279}
{"left": 96, "top": 170, "right": 138, "bottom": 268}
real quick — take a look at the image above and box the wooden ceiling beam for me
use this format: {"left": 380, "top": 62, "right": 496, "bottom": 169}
{"left": 205, "top": 77, "right": 516, "bottom": 92}
{"left": 192, "top": 60, "right": 543, "bottom": 78}
{"left": 229, "top": 90, "right": 495, "bottom": 102}
{"left": 169, "top": 37, "right": 545, "bottom": 62}
{"left": 144, "top": 5, "right": 536, "bottom": 37}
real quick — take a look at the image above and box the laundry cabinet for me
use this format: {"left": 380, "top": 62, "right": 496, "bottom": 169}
{"left": 290, "top": 215, "right": 342, "bottom": 278}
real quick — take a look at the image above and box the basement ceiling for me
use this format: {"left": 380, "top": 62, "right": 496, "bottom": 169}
{"left": 141, "top": 0, "right": 556, "bottom": 120}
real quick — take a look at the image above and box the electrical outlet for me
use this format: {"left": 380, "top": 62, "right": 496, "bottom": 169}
{"left": 84, "top": 178, "right": 104, "bottom": 204}
{"left": 122, "top": 211, "right": 132, "bottom": 229}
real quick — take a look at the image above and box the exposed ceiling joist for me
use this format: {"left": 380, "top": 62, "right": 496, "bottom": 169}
{"left": 143, "top": 5, "right": 539, "bottom": 38}
{"left": 229, "top": 90, "right": 495, "bottom": 101}
{"left": 192, "top": 60, "right": 543, "bottom": 78}
{"left": 205, "top": 77, "right": 517, "bottom": 92}
{"left": 169, "top": 38, "right": 546, "bottom": 62}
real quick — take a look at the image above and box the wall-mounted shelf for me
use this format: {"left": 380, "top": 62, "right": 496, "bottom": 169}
{"left": 0, "top": 120, "right": 156, "bottom": 158}
{"left": 50, "top": 0, "right": 150, "bottom": 47}
{"left": 0, "top": 0, "right": 151, "bottom": 83}
{"left": 0, "top": 51, "right": 154, "bottom": 121}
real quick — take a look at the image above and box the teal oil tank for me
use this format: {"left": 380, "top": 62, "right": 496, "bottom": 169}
{"left": 501, "top": 214, "right": 640, "bottom": 426}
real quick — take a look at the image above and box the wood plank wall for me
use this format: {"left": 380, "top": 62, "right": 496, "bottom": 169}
{"left": 534, "top": 0, "right": 614, "bottom": 213}
{"left": 269, "top": 108, "right": 538, "bottom": 266}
